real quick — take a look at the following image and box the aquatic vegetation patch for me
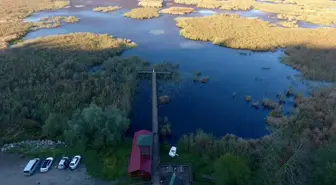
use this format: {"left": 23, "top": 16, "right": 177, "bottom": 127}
{"left": 138, "top": 0, "right": 163, "bottom": 8}
{"left": 0, "top": 0, "right": 69, "bottom": 49}
{"left": 124, "top": 7, "right": 160, "bottom": 19}
{"left": 278, "top": 20, "right": 298, "bottom": 28}
{"left": 176, "top": 14, "right": 336, "bottom": 51}
{"left": 93, "top": 6, "right": 121, "bottom": 13}
{"left": 160, "top": 7, "right": 195, "bottom": 15}
{"left": 281, "top": 46, "right": 336, "bottom": 81}
{"left": 253, "top": 2, "right": 336, "bottom": 26}
{"left": 31, "top": 16, "right": 80, "bottom": 30}
{"left": 174, "top": 0, "right": 254, "bottom": 10}
{"left": 174, "top": 0, "right": 336, "bottom": 26}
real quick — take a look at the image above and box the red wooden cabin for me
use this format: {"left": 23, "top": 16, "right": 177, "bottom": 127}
{"left": 128, "top": 130, "right": 153, "bottom": 179}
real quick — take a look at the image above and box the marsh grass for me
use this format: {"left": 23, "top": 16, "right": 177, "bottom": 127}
{"left": 124, "top": 7, "right": 160, "bottom": 19}
{"left": 176, "top": 14, "right": 336, "bottom": 51}
{"left": 174, "top": 0, "right": 336, "bottom": 25}
{"left": 281, "top": 47, "right": 336, "bottom": 81}
{"left": 161, "top": 7, "right": 194, "bottom": 15}
{"left": 174, "top": 0, "right": 254, "bottom": 10}
{"left": 138, "top": 0, "right": 163, "bottom": 8}
{"left": 93, "top": 6, "right": 121, "bottom": 13}
{"left": 278, "top": 20, "right": 298, "bottom": 28}
{"left": 31, "top": 16, "right": 80, "bottom": 30}
{"left": 0, "top": 0, "right": 69, "bottom": 48}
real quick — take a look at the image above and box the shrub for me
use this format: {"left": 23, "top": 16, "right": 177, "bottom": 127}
{"left": 213, "top": 154, "right": 252, "bottom": 185}
{"left": 64, "top": 103, "right": 129, "bottom": 149}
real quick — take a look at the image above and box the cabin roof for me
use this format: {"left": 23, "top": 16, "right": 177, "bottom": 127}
{"left": 137, "top": 134, "right": 153, "bottom": 146}
{"left": 128, "top": 129, "right": 152, "bottom": 174}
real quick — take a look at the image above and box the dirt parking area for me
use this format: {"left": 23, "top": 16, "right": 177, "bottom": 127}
{"left": 0, "top": 153, "right": 111, "bottom": 185}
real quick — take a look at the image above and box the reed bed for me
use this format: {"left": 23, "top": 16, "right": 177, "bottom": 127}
{"left": 278, "top": 20, "right": 298, "bottom": 28}
{"left": 0, "top": 0, "right": 69, "bottom": 49}
{"left": 176, "top": 14, "right": 336, "bottom": 51}
{"left": 174, "top": 0, "right": 336, "bottom": 25}
{"left": 124, "top": 7, "right": 160, "bottom": 19}
{"left": 93, "top": 6, "right": 121, "bottom": 13}
{"left": 161, "top": 7, "right": 195, "bottom": 15}
{"left": 31, "top": 16, "right": 80, "bottom": 30}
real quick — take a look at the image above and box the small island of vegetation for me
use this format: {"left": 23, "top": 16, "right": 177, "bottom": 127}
{"left": 124, "top": 7, "right": 160, "bottom": 19}
{"left": 93, "top": 6, "right": 121, "bottom": 13}
{"left": 161, "top": 7, "right": 195, "bottom": 15}
{"left": 31, "top": 16, "right": 80, "bottom": 30}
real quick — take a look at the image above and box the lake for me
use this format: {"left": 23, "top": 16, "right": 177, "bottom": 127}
{"left": 22, "top": 0, "right": 329, "bottom": 142}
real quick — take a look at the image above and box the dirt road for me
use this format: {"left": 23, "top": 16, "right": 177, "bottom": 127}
{"left": 0, "top": 153, "right": 111, "bottom": 185}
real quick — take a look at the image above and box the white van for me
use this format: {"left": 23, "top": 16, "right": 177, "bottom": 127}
{"left": 23, "top": 158, "right": 40, "bottom": 176}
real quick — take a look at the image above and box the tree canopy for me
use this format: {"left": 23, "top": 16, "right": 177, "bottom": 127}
{"left": 213, "top": 154, "right": 251, "bottom": 185}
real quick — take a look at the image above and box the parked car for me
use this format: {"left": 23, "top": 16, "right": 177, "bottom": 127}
{"left": 69, "top": 155, "right": 81, "bottom": 170}
{"left": 23, "top": 158, "right": 40, "bottom": 176}
{"left": 58, "top": 157, "right": 70, "bottom": 169}
{"left": 40, "top": 157, "right": 54, "bottom": 172}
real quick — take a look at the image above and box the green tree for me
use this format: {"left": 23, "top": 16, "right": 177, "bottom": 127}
{"left": 312, "top": 144, "right": 336, "bottom": 185}
{"left": 42, "top": 113, "right": 67, "bottom": 139}
{"left": 213, "top": 154, "right": 251, "bottom": 185}
{"left": 64, "top": 103, "right": 129, "bottom": 150}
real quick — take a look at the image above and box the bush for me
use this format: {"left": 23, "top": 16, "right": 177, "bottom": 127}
{"left": 213, "top": 154, "right": 252, "bottom": 185}
{"left": 64, "top": 103, "right": 129, "bottom": 149}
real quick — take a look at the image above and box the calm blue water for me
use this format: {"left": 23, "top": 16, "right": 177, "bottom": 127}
{"left": 21, "top": 0, "right": 329, "bottom": 141}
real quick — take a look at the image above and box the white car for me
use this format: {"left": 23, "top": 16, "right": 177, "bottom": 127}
{"left": 58, "top": 157, "right": 70, "bottom": 169}
{"left": 69, "top": 155, "right": 81, "bottom": 170}
{"left": 40, "top": 157, "right": 53, "bottom": 172}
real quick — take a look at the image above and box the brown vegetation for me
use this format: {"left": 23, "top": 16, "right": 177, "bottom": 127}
{"left": 245, "top": 96, "right": 252, "bottom": 102}
{"left": 0, "top": 0, "right": 69, "bottom": 48}
{"left": 159, "top": 95, "right": 171, "bottom": 104}
{"left": 174, "top": 0, "right": 254, "bottom": 10}
{"left": 124, "top": 7, "right": 160, "bottom": 19}
{"left": 13, "top": 32, "right": 136, "bottom": 50}
{"left": 278, "top": 20, "right": 298, "bottom": 28}
{"left": 161, "top": 7, "right": 194, "bottom": 15}
{"left": 174, "top": 0, "right": 336, "bottom": 26}
{"left": 93, "top": 6, "right": 121, "bottom": 13}
{"left": 138, "top": 0, "right": 163, "bottom": 8}
{"left": 176, "top": 14, "right": 336, "bottom": 51}
{"left": 31, "top": 16, "right": 80, "bottom": 30}
{"left": 262, "top": 98, "right": 280, "bottom": 109}
{"left": 281, "top": 46, "right": 336, "bottom": 81}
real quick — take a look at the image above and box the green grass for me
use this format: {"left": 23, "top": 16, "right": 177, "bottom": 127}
{"left": 19, "top": 140, "right": 132, "bottom": 180}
